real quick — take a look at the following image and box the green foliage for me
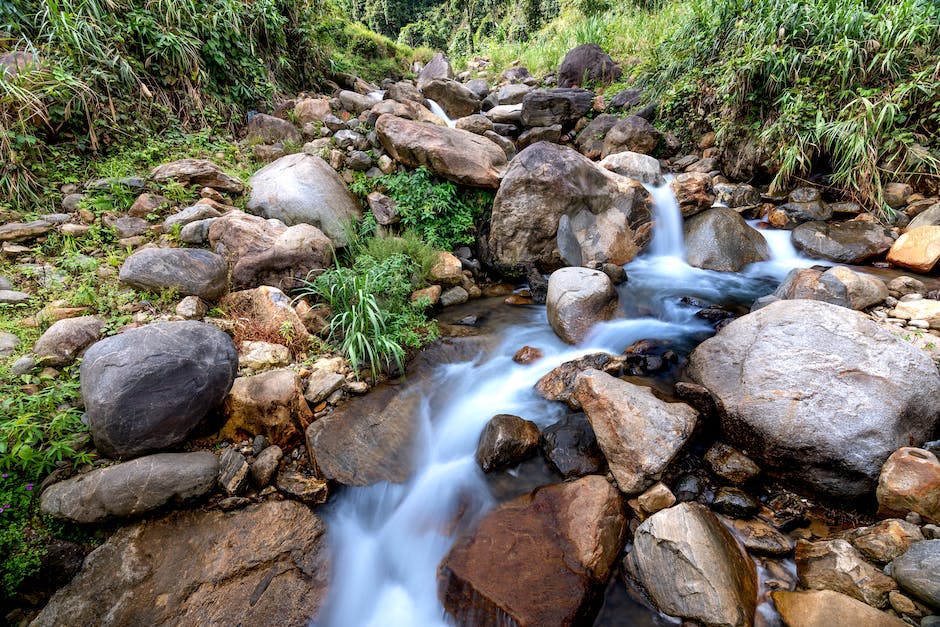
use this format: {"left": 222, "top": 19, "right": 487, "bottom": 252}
{"left": 350, "top": 167, "right": 492, "bottom": 250}
{"left": 0, "top": 471, "right": 45, "bottom": 598}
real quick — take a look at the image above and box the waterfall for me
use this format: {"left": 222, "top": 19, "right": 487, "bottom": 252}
{"left": 425, "top": 99, "right": 456, "bottom": 128}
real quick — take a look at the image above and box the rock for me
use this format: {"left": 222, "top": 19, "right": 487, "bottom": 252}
{"left": 885, "top": 182, "right": 913, "bottom": 209}
{"left": 369, "top": 98, "right": 444, "bottom": 126}
{"left": 336, "top": 90, "right": 375, "bottom": 114}
{"left": 890, "top": 299, "right": 940, "bottom": 330}
{"left": 0, "top": 219, "right": 53, "bottom": 242}
{"left": 608, "top": 88, "right": 643, "bottom": 110}
{"left": 220, "top": 286, "right": 310, "bottom": 347}
{"left": 517, "top": 124, "right": 562, "bottom": 148}
{"left": 500, "top": 65, "right": 532, "bottom": 83}
{"left": 454, "top": 113, "right": 493, "bottom": 135}
{"left": 705, "top": 442, "right": 761, "bottom": 484}
{"left": 0, "top": 276, "right": 11, "bottom": 290}
{"left": 218, "top": 448, "right": 249, "bottom": 495}
{"left": 103, "top": 215, "right": 150, "bottom": 238}
{"left": 877, "top": 448, "right": 940, "bottom": 524}
{"left": 557, "top": 43, "right": 621, "bottom": 88}
{"left": 176, "top": 295, "right": 207, "bottom": 320}
{"left": 713, "top": 183, "right": 760, "bottom": 208}
{"left": 209, "top": 210, "right": 332, "bottom": 291}
{"left": 772, "top": 590, "right": 907, "bottom": 627}
{"left": 601, "top": 115, "right": 661, "bottom": 158}
{"left": 726, "top": 518, "right": 794, "bottom": 556}
{"left": 31, "top": 500, "right": 329, "bottom": 626}
{"left": 129, "top": 192, "right": 172, "bottom": 218}
{"left": 712, "top": 486, "right": 760, "bottom": 518}
{"left": 683, "top": 207, "right": 771, "bottom": 271}
{"left": 541, "top": 413, "right": 606, "bottom": 478}
{"left": 907, "top": 203, "right": 940, "bottom": 230}
{"left": 151, "top": 159, "right": 244, "bottom": 194}
{"left": 119, "top": 248, "right": 229, "bottom": 301}
{"left": 845, "top": 519, "right": 924, "bottom": 564}
{"left": 546, "top": 267, "right": 618, "bottom": 345}
{"left": 276, "top": 468, "right": 328, "bottom": 504}
{"left": 485, "top": 103, "right": 522, "bottom": 124}
{"left": 417, "top": 52, "right": 453, "bottom": 90}
{"left": 475, "top": 414, "right": 541, "bottom": 472}
{"left": 236, "top": 340, "right": 290, "bottom": 371}
{"left": 430, "top": 251, "right": 463, "bottom": 287}
{"left": 512, "top": 345, "right": 543, "bottom": 364}
{"left": 249, "top": 444, "right": 283, "bottom": 487}
{"left": 40, "top": 452, "right": 218, "bottom": 523}
{"left": 773, "top": 266, "right": 888, "bottom": 310}
{"left": 574, "top": 370, "right": 698, "bottom": 494}
{"left": 488, "top": 142, "right": 652, "bottom": 273}
{"left": 387, "top": 80, "right": 427, "bottom": 104}
{"left": 0, "top": 289, "right": 30, "bottom": 304}
{"left": 887, "top": 540, "right": 940, "bottom": 608}
{"left": 375, "top": 114, "right": 507, "bottom": 189}
{"left": 440, "top": 286, "right": 469, "bottom": 307}
{"left": 598, "top": 150, "right": 663, "bottom": 185}
{"left": 163, "top": 203, "right": 222, "bottom": 232}
{"left": 520, "top": 88, "right": 594, "bottom": 128}
{"left": 796, "top": 538, "right": 898, "bottom": 608}
{"left": 246, "top": 113, "right": 301, "bottom": 144}
{"left": 11, "top": 355, "right": 36, "bottom": 375}
{"left": 220, "top": 369, "right": 313, "bottom": 447}
{"left": 81, "top": 321, "right": 238, "bottom": 459}
{"left": 421, "top": 78, "right": 480, "bottom": 119}
{"left": 439, "top": 475, "right": 626, "bottom": 626}
{"left": 535, "top": 352, "right": 628, "bottom": 409}
{"left": 687, "top": 300, "right": 940, "bottom": 500}
{"left": 575, "top": 114, "right": 618, "bottom": 159}
{"left": 179, "top": 218, "right": 215, "bottom": 244}
{"left": 636, "top": 482, "right": 676, "bottom": 516}
{"left": 769, "top": 189, "right": 832, "bottom": 228}
{"left": 495, "top": 83, "right": 533, "bottom": 105}
{"left": 294, "top": 98, "right": 331, "bottom": 125}
{"left": 625, "top": 502, "right": 757, "bottom": 627}
{"left": 887, "top": 226, "right": 940, "bottom": 273}
{"left": 245, "top": 153, "right": 360, "bottom": 246}
{"left": 33, "top": 316, "right": 104, "bottom": 366}
{"left": 304, "top": 370, "right": 346, "bottom": 405}
{"left": 464, "top": 78, "right": 490, "bottom": 99}
{"left": 0, "top": 331, "right": 19, "bottom": 357}
{"left": 670, "top": 172, "right": 714, "bottom": 216}
{"left": 888, "top": 275, "right": 927, "bottom": 298}
{"left": 792, "top": 220, "right": 895, "bottom": 264}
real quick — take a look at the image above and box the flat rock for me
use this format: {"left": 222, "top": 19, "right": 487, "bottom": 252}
{"left": 887, "top": 225, "right": 940, "bottom": 273}
{"left": 792, "top": 220, "right": 895, "bottom": 264}
{"left": 772, "top": 589, "right": 906, "bottom": 627}
{"left": 0, "top": 289, "right": 30, "bottom": 304}
{"left": 0, "top": 219, "right": 52, "bottom": 242}
{"left": 844, "top": 519, "right": 924, "bottom": 564}
{"left": 119, "top": 247, "right": 229, "bottom": 301}
{"left": 151, "top": 158, "right": 244, "bottom": 194}
{"left": 40, "top": 452, "right": 218, "bottom": 523}
{"left": 32, "top": 315, "right": 104, "bottom": 366}
{"left": 520, "top": 88, "right": 594, "bottom": 127}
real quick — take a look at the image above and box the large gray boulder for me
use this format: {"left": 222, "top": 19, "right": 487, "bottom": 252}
{"left": 625, "top": 503, "right": 757, "bottom": 627}
{"left": 417, "top": 52, "right": 453, "bottom": 90}
{"left": 520, "top": 88, "right": 594, "bottom": 128}
{"left": 487, "top": 142, "right": 652, "bottom": 274}
{"left": 375, "top": 114, "right": 508, "bottom": 189}
{"left": 119, "top": 248, "right": 229, "bottom": 301}
{"left": 792, "top": 220, "right": 894, "bottom": 264}
{"left": 546, "top": 267, "right": 618, "bottom": 345}
{"left": 40, "top": 452, "right": 218, "bottom": 523}
{"left": 772, "top": 266, "right": 888, "bottom": 310}
{"left": 557, "top": 44, "right": 622, "bottom": 88}
{"left": 687, "top": 300, "right": 940, "bottom": 500}
{"left": 683, "top": 206, "right": 771, "bottom": 272}
{"left": 245, "top": 153, "right": 361, "bottom": 246}
{"left": 81, "top": 321, "right": 238, "bottom": 459}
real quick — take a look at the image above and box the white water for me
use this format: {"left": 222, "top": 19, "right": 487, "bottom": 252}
{"left": 316, "top": 181, "right": 803, "bottom": 626}
{"left": 426, "top": 99, "right": 457, "bottom": 128}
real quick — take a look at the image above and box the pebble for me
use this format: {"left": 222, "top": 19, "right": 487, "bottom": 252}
{"left": 218, "top": 448, "right": 249, "bottom": 495}
{"left": 712, "top": 486, "right": 760, "bottom": 518}
{"left": 901, "top": 293, "right": 925, "bottom": 302}
{"left": 11, "top": 355, "right": 36, "bottom": 375}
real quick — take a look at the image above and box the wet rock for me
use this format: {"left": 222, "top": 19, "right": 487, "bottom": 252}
{"left": 541, "top": 413, "right": 606, "bottom": 479}
{"left": 440, "top": 286, "right": 469, "bottom": 307}
{"left": 796, "top": 539, "right": 897, "bottom": 608}
{"left": 31, "top": 500, "right": 329, "bottom": 626}
{"left": 683, "top": 206, "right": 771, "bottom": 272}
{"left": 557, "top": 43, "right": 621, "bottom": 88}
{"left": 220, "top": 369, "right": 313, "bottom": 447}
{"left": 792, "top": 220, "right": 895, "bottom": 264}
{"left": 421, "top": 78, "right": 480, "bottom": 119}
{"left": 769, "top": 187, "right": 832, "bottom": 228}
{"left": 670, "top": 172, "right": 714, "bottom": 217}
{"left": 575, "top": 114, "right": 618, "bottom": 160}
{"left": 726, "top": 518, "right": 794, "bottom": 556}
{"left": 546, "top": 267, "right": 618, "bottom": 345}
{"left": 40, "top": 452, "right": 218, "bottom": 523}
{"left": 844, "top": 519, "right": 924, "bottom": 564}
{"left": 151, "top": 158, "right": 244, "bottom": 194}
{"left": 119, "top": 248, "right": 229, "bottom": 301}
{"left": 81, "top": 321, "right": 238, "bottom": 459}
{"left": 33, "top": 315, "right": 104, "bottom": 366}
{"left": 705, "top": 442, "right": 761, "bottom": 484}
{"left": 687, "top": 300, "right": 940, "bottom": 500}
{"left": 218, "top": 448, "right": 249, "bottom": 495}
{"left": 245, "top": 153, "right": 361, "bottom": 246}
{"left": 520, "top": 88, "right": 594, "bottom": 128}
{"left": 886, "top": 540, "right": 940, "bottom": 608}
{"left": 513, "top": 345, "right": 543, "bottom": 364}
{"left": 772, "top": 589, "right": 907, "bottom": 627}
{"left": 625, "top": 502, "right": 757, "bottom": 627}
{"left": 475, "top": 414, "right": 541, "bottom": 472}
{"left": 636, "top": 482, "right": 676, "bottom": 516}
{"left": 773, "top": 265, "right": 887, "bottom": 310}
{"left": 535, "top": 352, "right": 627, "bottom": 409}
{"left": 713, "top": 183, "right": 760, "bottom": 208}
{"left": 439, "top": 475, "right": 627, "bottom": 627}
{"left": 574, "top": 369, "right": 697, "bottom": 494}
{"left": 601, "top": 115, "right": 660, "bottom": 157}
{"left": 712, "top": 486, "right": 760, "bottom": 518}
{"left": 249, "top": 444, "right": 283, "bottom": 487}
{"left": 877, "top": 448, "right": 940, "bottom": 524}
{"left": 907, "top": 202, "right": 940, "bottom": 230}
{"left": 276, "top": 468, "right": 328, "bottom": 504}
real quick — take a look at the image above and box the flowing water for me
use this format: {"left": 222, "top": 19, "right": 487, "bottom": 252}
{"left": 315, "top": 180, "right": 815, "bottom": 626}
{"left": 426, "top": 99, "right": 457, "bottom": 128}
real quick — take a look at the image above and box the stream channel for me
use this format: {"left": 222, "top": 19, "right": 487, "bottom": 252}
{"left": 314, "top": 178, "right": 821, "bottom": 626}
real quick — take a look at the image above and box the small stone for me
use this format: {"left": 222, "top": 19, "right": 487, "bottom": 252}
{"left": 844, "top": 519, "right": 924, "bottom": 563}
{"left": 11, "top": 355, "right": 36, "bottom": 375}
{"left": 304, "top": 371, "right": 346, "bottom": 405}
{"left": 237, "top": 341, "right": 291, "bottom": 371}
{"left": 475, "top": 414, "right": 541, "bottom": 472}
{"left": 712, "top": 486, "right": 760, "bottom": 518}
{"left": 249, "top": 444, "right": 283, "bottom": 488}
{"left": 410, "top": 285, "right": 442, "bottom": 306}
{"left": 175, "top": 295, "right": 208, "bottom": 320}
{"left": 252, "top": 435, "right": 269, "bottom": 456}
{"left": 889, "top": 590, "right": 925, "bottom": 619}
{"left": 440, "top": 286, "right": 469, "bottom": 307}
{"left": 704, "top": 442, "right": 761, "bottom": 484}
{"left": 33, "top": 316, "right": 105, "bottom": 366}
{"left": 345, "top": 380, "right": 369, "bottom": 394}
{"left": 0, "top": 290, "right": 30, "bottom": 304}
{"left": 276, "top": 468, "right": 328, "bottom": 504}
{"left": 512, "top": 345, "right": 543, "bottom": 364}
{"left": 218, "top": 448, "right": 249, "bottom": 495}
{"left": 0, "top": 331, "right": 20, "bottom": 357}
{"left": 637, "top": 482, "right": 676, "bottom": 515}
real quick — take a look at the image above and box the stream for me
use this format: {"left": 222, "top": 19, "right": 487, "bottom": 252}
{"left": 314, "top": 180, "right": 820, "bottom": 626}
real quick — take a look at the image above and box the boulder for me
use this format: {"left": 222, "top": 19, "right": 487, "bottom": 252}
{"left": 439, "top": 475, "right": 627, "bottom": 626}
{"left": 246, "top": 113, "right": 301, "bottom": 144}
{"left": 387, "top": 80, "right": 427, "bottom": 105}
{"left": 220, "top": 369, "right": 313, "bottom": 447}
{"left": 375, "top": 114, "right": 508, "bottom": 189}
{"left": 773, "top": 266, "right": 888, "bottom": 310}
{"left": 475, "top": 414, "right": 541, "bottom": 472}
{"left": 687, "top": 300, "right": 940, "bottom": 500}
{"left": 713, "top": 183, "right": 760, "bottom": 208}
{"left": 488, "top": 142, "right": 652, "bottom": 273}
{"left": 417, "top": 52, "right": 453, "bottom": 90}
{"left": 557, "top": 44, "right": 622, "bottom": 88}
{"left": 877, "top": 448, "right": 940, "bottom": 524}
{"left": 495, "top": 83, "right": 533, "bottom": 105}
{"left": 886, "top": 540, "right": 940, "bottom": 608}
{"left": 119, "top": 248, "right": 229, "bottom": 301}
{"left": 454, "top": 114, "right": 493, "bottom": 135}
{"left": 238, "top": 340, "right": 291, "bottom": 371}
{"left": 601, "top": 115, "right": 660, "bottom": 158}
{"left": 535, "top": 352, "right": 629, "bottom": 410}
{"left": 887, "top": 225, "right": 940, "bottom": 273}
{"left": 293, "top": 98, "right": 331, "bottom": 125}
{"left": 337, "top": 90, "right": 375, "bottom": 114}
{"left": 245, "top": 153, "right": 361, "bottom": 246}
{"left": 768, "top": 188, "right": 832, "bottom": 228}
{"left": 40, "top": 452, "right": 218, "bottom": 523}
{"left": 670, "top": 172, "right": 714, "bottom": 217}
{"left": 598, "top": 150, "right": 663, "bottom": 185}
{"left": 683, "top": 207, "right": 771, "bottom": 271}
{"left": 81, "top": 321, "right": 238, "bottom": 459}
{"left": 31, "top": 501, "right": 329, "bottom": 626}
{"left": 429, "top": 251, "right": 463, "bottom": 287}
{"left": 420, "top": 78, "right": 480, "bottom": 119}
{"left": 574, "top": 114, "right": 618, "bottom": 160}
{"left": 150, "top": 159, "right": 244, "bottom": 194}
{"left": 772, "top": 590, "right": 906, "bottom": 627}
{"left": 517, "top": 124, "right": 562, "bottom": 149}
{"left": 625, "top": 502, "right": 757, "bottom": 626}
{"left": 520, "top": 88, "right": 594, "bottom": 128}
{"left": 546, "top": 267, "right": 618, "bottom": 345}
{"left": 541, "top": 413, "right": 606, "bottom": 478}
{"left": 796, "top": 539, "right": 897, "bottom": 608}
{"left": 33, "top": 315, "right": 105, "bottom": 366}
{"left": 792, "top": 220, "right": 894, "bottom": 264}
{"left": 574, "top": 369, "right": 698, "bottom": 494}
{"left": 907, "top": 202, "right": 940, "bottom": 230}
{"left": 209, "top": 210, "right": 332, "bottom": 290}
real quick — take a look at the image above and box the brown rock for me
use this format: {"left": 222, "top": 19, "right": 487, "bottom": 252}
{"left": 600, "top": 115, "right": 660, "bottom": 157}
{"left": 512, "top": 345, "right": 543, "bottom": 364}
{"left": 844, "top": 519, "right": 924, "bottom": 563}
{"left": 726, "top": 518, "right": 794, "bottom": 556}
{"left": 877, "top": 447, "right": 940, "bottom": 524}
{"left": 636, "top": 482, "right": 676, "bottom": 515}
{"left": 221, "top": 286, "right": 311, "bottom": 348}
{"left": 886, "top": 225, "right": 940, "bottom": 273}
{"left": 276, "top": 468, "right": 328, "bottom": 504}
{"left": 151, "top": 159, "right": 244, "bottom": 194}
{"left": 439, "top": 475, "right": 626, "bottom": 627}
{"left": 410, "top": 285, "right": 442, "bottom": 306}
{"left": 0, "top": 219, "right": 53, "bottom": 242}
{"left": 772, "top": 589, "right": 906, "bottom": 627}
{"left": 294, "top": 98, "right": 331, "bottom": 125}
{"left": 535, "top": 352, "right": 627, "bottom": 409}
{"left": 33, "top": 315, "right": 105, "bottom": 366}
{"left": 429, "top": 251, "right": 463, "bottom": 287}
{"left": 475, "top": 414, "right": 541, "bottom": 472}
{"left": 546, "top": 267, "right": 618, "bottom": 345}
{"left": 670, "top": 172, "right": 714, "bottom": 217}
{"left": 705, "top": 442, "right": 761, "bottom": 484}
{"left": 220, "top": 369, "right": 313, "bottom": 447}
{"left": 795, "top": 539, "right": 897, "bottom": 608}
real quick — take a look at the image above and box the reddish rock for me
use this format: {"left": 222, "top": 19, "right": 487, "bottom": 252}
{"left": 877, "top": 447, "right": 940, "bottom": 524}
{"left": 887, "top": 226, "right": 940, "bottom": 273}
{"left": 512, "top": 345, "right": 543, "bottom": 364}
